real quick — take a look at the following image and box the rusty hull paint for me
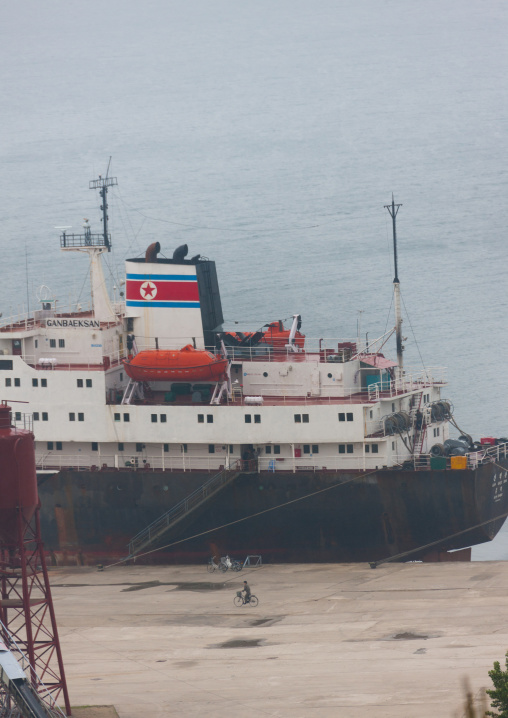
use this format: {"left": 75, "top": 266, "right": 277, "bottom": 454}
{"left": 36, "top": 458, "right": 508, "bottom": 566}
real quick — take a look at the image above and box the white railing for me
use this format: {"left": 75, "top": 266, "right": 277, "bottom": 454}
{"left": 367, "top": 367, "right": 447, "bottom": 400}
{"left": 18, "top": 349, "right": 127, "bottom": 371}
{"left": 35, "top": 452, "right": 391, "bottom": 474}
{"left": 0, "top": 301, "right": 96, "bottom": 330}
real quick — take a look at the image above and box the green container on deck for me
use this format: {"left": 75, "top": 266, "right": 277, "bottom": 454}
{"left": 430, "top": 456, "right": 447, "bottom": 470}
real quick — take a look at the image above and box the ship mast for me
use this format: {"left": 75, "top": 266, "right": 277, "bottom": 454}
{"left": 384, "top": 195, "right": 404, "bottom": 375}
{"left": 89, "top": 157, "right": 117, "bottom": 252}
{"left": 60, "top": 162, "right": 118, "bottom": 321}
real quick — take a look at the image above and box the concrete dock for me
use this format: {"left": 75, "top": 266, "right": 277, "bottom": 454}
{"left": 50, "top": 561, "right": 508, "bottom": 717}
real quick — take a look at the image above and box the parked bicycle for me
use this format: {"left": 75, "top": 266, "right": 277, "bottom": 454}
{"left": 234, "top": 591, "right": 258, "bottom": 607}
{"left": 221, "top": 555, "right": 242, "bottom": 572}
{"left": 207, "top": 557, "right": 225, "bottom": 573}
{"left": 207, "top": 555, "right": 242, "bottom": 573}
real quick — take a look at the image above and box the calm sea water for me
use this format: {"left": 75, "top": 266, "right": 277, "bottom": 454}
{"left": 1, "top": 0, "right": 508, "bottom": 558}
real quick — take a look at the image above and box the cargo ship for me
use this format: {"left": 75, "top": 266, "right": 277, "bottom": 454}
{"left": 1, "top": 174, "right": 507, "bottom": 566}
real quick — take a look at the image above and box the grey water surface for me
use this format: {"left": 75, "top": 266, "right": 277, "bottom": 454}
{"left": 1, "top": 0, "right": 507, "bottom": 558}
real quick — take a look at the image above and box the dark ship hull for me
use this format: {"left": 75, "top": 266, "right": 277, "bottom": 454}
{"left": 37, "top": 458, "right": 508, "bottom": 565}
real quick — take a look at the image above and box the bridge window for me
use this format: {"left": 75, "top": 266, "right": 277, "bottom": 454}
{"left": 338, "top": 444, "right": 354, "bottom": 454}
{"left": 0, "top": 360, "right": 13, "bottom": 370}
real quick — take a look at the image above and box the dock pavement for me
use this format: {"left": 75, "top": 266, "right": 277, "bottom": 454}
{"left": 49, "top": 561, "right": 508, "bottom": 717}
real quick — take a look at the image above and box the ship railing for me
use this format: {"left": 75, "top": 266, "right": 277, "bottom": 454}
{"left": 367, "top": 367, "right": 447, "bottom": 400}
{"left": 127, "top": 460, "right": 242, "bottom": 557}
{"left": 34, "top": 453, "right": 245, "bottom": 473}
{"left": 0, "top": 301, "right": 95, "bottom": 331}
{"left": 10, "top": 413, "right": 33, "bottom": 432}
{"left": 396, "top": 442, "right": 508, "bottom": 470}
{"left": 18, "top": 349, "right": 128, "bottom": 372}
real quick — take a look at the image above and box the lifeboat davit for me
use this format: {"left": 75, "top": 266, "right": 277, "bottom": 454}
{"left": 260, "top": 321, "right": 305, "bottom": 349}
{"left": 223, "top": 320, "right": 305, "bottom": 350}
{"left": 123, "top": 345, "right": 228, "bottom": 382}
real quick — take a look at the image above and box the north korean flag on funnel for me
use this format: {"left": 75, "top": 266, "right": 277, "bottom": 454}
{"left": 126, "top": 273, "right": 200, "bottom": 308}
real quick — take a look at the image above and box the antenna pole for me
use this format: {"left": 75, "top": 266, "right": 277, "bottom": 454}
{"left": 89, "top": 158, "right": 117, "bottom": 252}
{"left": 384, "top": 195, "right": 404, "bottom": 374}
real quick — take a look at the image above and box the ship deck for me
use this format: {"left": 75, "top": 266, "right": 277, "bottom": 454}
{"left": 52, "top": 561, "right": 506, "bottom": 718}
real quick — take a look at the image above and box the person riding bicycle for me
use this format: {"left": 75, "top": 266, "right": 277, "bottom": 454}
{"left": 242, "top": 581, "right": 251, "bottom": 603}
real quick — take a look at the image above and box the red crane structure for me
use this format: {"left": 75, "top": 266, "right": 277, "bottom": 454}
{"left": 0, "top": 402, "right": 71, "bottom": 715}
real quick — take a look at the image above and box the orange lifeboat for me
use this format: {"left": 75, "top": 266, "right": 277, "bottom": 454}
{"left": 260, "top": 321, "right": 305, "bottom": 349}
{"left": 123, "top": 344, "right": 228, "bottom": 382}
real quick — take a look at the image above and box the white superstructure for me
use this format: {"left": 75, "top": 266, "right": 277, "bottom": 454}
{"left": 0, "top": 247, "right": 450, "bottom": 476}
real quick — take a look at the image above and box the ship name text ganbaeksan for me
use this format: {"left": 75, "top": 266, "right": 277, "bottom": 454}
{"left": 46, "top": 319, "right": 101, "bottom": 328}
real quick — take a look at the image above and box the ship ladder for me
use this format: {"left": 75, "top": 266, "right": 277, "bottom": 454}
{"left": 126, "top": 461, "right": 243, "bottom": 558}
{"left": 410, "top": 390, "right": 427, "bottom": 456}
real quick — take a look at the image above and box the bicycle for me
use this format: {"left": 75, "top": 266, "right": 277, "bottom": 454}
{"left": 207, "top": 557, "right": 226, "bottom": 573}
{"left": 222, "top": 555, "right": 242, "bottom": 572}
{"left": 234, "top": 591, "right": 258, "bottom": 607}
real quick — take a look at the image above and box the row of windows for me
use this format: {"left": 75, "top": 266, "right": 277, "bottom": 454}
{"left": 113, "top": 411, "right": 356, "bottom": 425}
{"left": 49, "top": 339, "right": 66, "bottom": 348}
{"left": 5, "top": 378, "right": 91, "bottom": 388}
{"left": 42, "top": 442, "right": 377, "bottom": 455}
{"left": 46, "top": 442, "right": 187, "bottom": 453}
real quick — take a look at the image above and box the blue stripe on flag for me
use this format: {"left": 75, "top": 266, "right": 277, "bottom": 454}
{"left": 126, "top": 274, "right": 197, "bottom": 281}
{"left": 126, "top": 301, "right": 200, "bottom": 308}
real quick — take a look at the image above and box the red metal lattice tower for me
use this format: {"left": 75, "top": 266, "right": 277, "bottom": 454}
{"left": 0, "top": 403, "right": 71, "bottom": 715}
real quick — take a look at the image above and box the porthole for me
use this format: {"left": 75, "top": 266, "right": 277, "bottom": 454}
{"left": 263, "top": 372, "right": 268, "bottom": 378}
{"left": 327, "top": 373, "right": 332, "bottom": 378}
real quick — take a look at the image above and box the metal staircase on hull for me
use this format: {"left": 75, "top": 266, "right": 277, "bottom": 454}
{"left": 127, "top": 461, "right": 242, "bottom": 558}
